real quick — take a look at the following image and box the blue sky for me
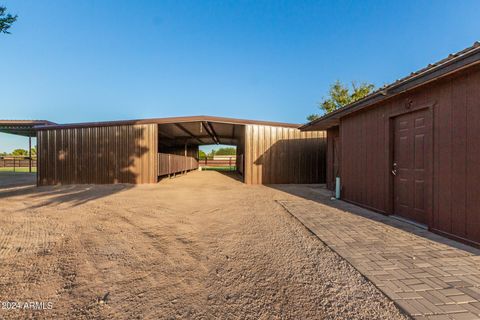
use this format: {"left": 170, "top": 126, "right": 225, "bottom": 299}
{"left": 1, "top": 0, "right": 479, "bottom": 153}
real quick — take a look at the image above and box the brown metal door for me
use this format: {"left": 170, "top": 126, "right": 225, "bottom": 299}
{"left": 393, "top": 109, "right": 432, "bottom": 225}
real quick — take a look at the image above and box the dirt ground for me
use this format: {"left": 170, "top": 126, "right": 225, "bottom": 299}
{"left": 0, "top": 171, "right": 408, "bottom": 320}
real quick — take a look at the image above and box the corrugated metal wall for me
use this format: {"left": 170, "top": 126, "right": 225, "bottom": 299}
{"left": 37, "top": 124, "right": 158, "bottom": 185}
{"left": 235, "top": 125, "right": 245, "bottom": 175}
{"left": 326, "top": 127, "right": 340, "bottom": 190}
{"left": 244, "top": 125, "right": 326, "bottom": 184}
{"left": 338, "top": 65, "right": 480, "bottom": 245}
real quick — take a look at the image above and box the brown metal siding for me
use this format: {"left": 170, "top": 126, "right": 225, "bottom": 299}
{"left": 326, "top": 127, "right": 340, "bottom": 190}
{"left": 243, "top": 125, "right": 326, "bottom": 184}
{"left": 341, "top": 104, "right": 388, "bottom": 212}
{"left": 434, "top": 66, "right": 480, "bottom": 243}
{"left": 37, "top": 124, "right": 158, "bottom": 185}
{"left": 235, "top": 125, "right": 246, "bottom": 175}
{"left": 338, "top": 65, "right": 480, "bottom": 245}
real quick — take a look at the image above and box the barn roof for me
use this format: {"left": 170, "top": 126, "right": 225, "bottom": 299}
{"left": 301, "top": 41, "right": 480, "bottom": 131}
{"left": 0, "top": 116, "right": 301, "bottom": 144}
{"left": 30, "top": 115, "right": 301, "bottom": 145}
{"left": 0, "top": 120, "right": 56, "bottom": 137}
{"left": 34, "top": 115, "right": 301, "bottom": 130}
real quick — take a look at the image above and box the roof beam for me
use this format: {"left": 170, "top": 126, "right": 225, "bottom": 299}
{"left": 202, "top": 121, "right": 219, "bottom": 144}
{"left": 174, "top": 123, "right": 204, "bottom": 144}
{"left": 158, "top": 129, "right": 175, "bottom": 140}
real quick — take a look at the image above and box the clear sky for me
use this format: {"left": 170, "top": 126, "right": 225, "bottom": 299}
{"left": 1, "top": 0, "right": 479, "bottom": 153}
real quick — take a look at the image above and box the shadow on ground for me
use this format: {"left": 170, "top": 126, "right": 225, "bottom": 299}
{"left": 268, "top": 183, "right": 480, "bottom": 255}
{"left": 0, "top": 172, "right": 134, "bottom": 208}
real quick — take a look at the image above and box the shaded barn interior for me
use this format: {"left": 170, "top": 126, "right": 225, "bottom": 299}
{"left": 156, "top": 120, "right": 244, "bottom": 177}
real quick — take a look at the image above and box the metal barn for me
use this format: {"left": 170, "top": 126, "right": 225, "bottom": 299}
{"left": 301, "top": 43, "right": 480, "bottom": 247}
{"left": 33, "top": 116, "right": 326, "bottom": 185}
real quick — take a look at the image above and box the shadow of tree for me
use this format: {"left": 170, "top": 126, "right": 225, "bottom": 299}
{"left": 37, "top": 125, "right": 153, "bottom": 185}
{"left": 1, "top": 125, "right": 153, "bottom": 207}
{"left": 0, "top": 184, "right": 134, "bottom": 209}
{"left": 0, "top": 173, "right": 133, "bottom": 208}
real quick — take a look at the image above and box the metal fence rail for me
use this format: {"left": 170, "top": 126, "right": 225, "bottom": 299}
{"left": 0, "top": 156, "right": 37, "bottom": 172}
{"left": 198, "top": 158, "right": 235, "bottom": 168}
{"left": 158, "top": 153, "right": 198, "bottom": 177}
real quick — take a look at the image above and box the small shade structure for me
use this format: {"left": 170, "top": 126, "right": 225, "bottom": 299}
{"left": 34, "top": 115, "right": 326, "bottom": 185}
{"left": 0, "top": 120, "right": 56, "bottom": 173}
{"left": 301, "top": 42, "right": 480, "bottom": 247}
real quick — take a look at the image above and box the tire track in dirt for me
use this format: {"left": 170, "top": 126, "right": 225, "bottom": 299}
{"left": 0, "top": 213, "right": 63, "bottom": 257}
{"left": 0, "top": 171, "right": 408, "bottom": 320}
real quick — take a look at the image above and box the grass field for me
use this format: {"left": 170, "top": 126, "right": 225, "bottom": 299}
{"left": 0, "top": 167, "right": 37, "bottom": 173}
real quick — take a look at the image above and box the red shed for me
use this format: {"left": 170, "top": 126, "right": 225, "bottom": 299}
{"left": 301, "top": 42, "right": 480, "bottom": 247}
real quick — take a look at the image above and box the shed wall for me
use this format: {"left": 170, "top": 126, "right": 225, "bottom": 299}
{"left": 326, "top": 127, "right": 340, "bottom": 190}
{"left": 244, "top": 125, "right": 326, "bottom": 184}
{"left": 37, "top": 124, "right": 158, "bottom": 185}
{"left": 235, "top": 125, "right": 246, "bottom": 176}
{"left": 339, "top": 65, "right": 480, "bottom": 245}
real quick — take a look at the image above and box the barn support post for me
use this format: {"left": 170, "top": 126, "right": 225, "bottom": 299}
{"left": 28, "top": 136, "right": 32, "bottom": 173}
{"left": 184, "top": 143, "right": 187, "bottom": 174}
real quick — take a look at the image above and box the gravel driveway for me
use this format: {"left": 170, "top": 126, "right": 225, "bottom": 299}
{"left": 0, "top": 171, "right": 408, "bottom": 319}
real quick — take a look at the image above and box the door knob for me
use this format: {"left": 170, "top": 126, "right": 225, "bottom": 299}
{"left": 391, "top": 162, "right": 397, "bottom": 176}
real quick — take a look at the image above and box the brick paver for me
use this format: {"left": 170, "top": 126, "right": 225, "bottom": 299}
{"left": 276, "top": 186, "right": 480, "bottom": 320}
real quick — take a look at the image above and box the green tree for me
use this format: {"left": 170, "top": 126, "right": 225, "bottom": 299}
{"left": 12, "top": 149, "right": 28, "bottom": 156}
{"left": 198, "top": 150, "right": 207, "bottom": 160}
{"left": 214, "top": 147, "right": 236, "bottom": 155}
{"left": 0, "top": 6, "right": 17, "bottom": 34}
{"left": 308, "top": 80, "right": 375, "bottom": 121}
{"left": 31, "top": 146, "right": 37, "bottom": 156}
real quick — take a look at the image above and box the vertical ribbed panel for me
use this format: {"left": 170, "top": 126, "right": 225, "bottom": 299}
{"left": 37, "top": 124, "right": 158, "bottom": 185}
{"left": 243, "top": 125, "right": 326, "bottom": 184}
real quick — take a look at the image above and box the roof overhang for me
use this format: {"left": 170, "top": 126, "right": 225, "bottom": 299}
{"left": 158, "top": 121, "right": 245, "bottom": 146}
{"left": 35, "top": 115, "right": 301, "bottom": 130}
{"left": 32, "top": 115, "right": 301, "bottom": 146}
{"left": 301, "top": 42, "right": 480, "bottom": 131}
{"left": 0, "top": 120, "right": 56, "bottom": 137}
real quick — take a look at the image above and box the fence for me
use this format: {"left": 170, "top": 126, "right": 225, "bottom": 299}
{"left": 158, "top": 153, "right": 199, "bottom": 177}
{"left": 0, "top": 156, "right": 37, "bottom": 171}
{"left": 199, "top": 158, "right": 236, "bottom": 169}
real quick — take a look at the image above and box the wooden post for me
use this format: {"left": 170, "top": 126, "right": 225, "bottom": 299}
{"left": 184, "top": 143, "right": 187, "bottom": 174}
{"left": 29, "top": 136, "right": 32, "bottom": 173}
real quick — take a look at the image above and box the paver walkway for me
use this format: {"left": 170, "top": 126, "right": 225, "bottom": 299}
{"left": 276, "top": 185, "right": 480, "bottom": 320}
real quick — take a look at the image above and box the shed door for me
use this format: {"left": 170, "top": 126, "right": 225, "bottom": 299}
{"left": 393, "top": 109, "right": 432, "bottom": 225}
